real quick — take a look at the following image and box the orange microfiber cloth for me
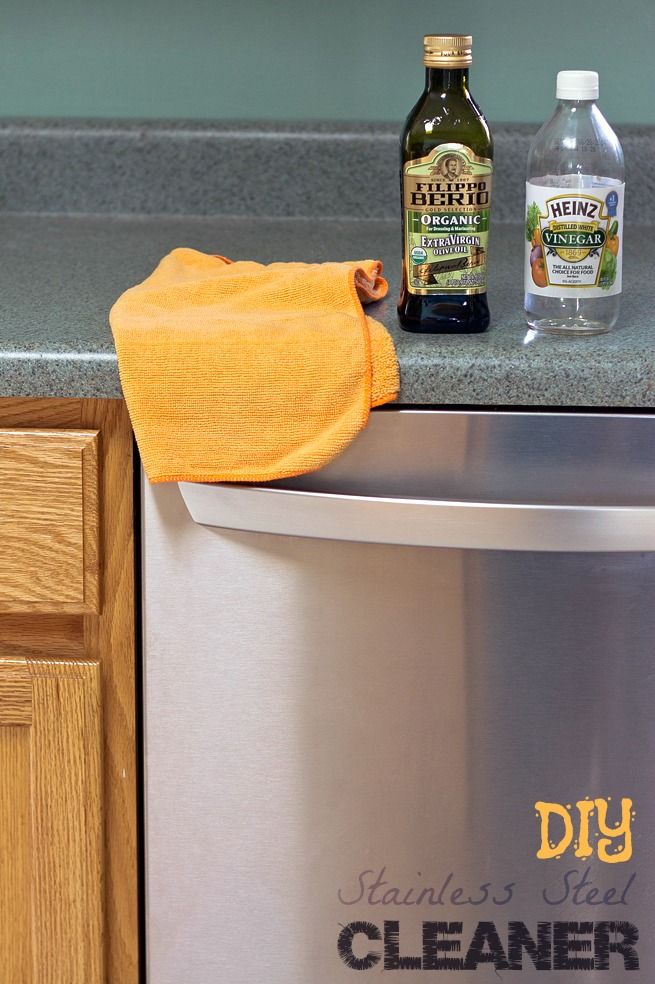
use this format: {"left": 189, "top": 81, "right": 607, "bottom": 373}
{"left": 110, "top": 248, "right": 399, "bottom": 483}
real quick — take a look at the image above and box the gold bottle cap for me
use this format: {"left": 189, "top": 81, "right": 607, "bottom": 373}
{"left": 423, "top": 34, "right": 472, "bottom": 68}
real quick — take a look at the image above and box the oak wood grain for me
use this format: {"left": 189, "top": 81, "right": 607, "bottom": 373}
{"left": 0, "top": 430, "right": 100, "bottom": 613}
{"left": 0, "top": 655, "right": 104, "bottom": 984}
{"left": 28, "top": 657, "right": 104, "bottom": 984}
{"left": 0, "top": 398, "right": 81, "bottom": 429}
{"left": 82, "top": 398, "right": 139, "bottom": 984}
{"left": 0, "top": 725, "right": 31, "bottom": 984}
{"left": 0, "top": 657, "right": 32, "bottom": 726}
{"left": 0, "top": 614, "right": 84, "bottom": 660}
{"left": 0, "top": 397, "right": 139, "bottom": 983}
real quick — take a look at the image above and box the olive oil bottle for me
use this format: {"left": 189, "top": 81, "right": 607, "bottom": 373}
{"left": 398, "top": 35, "right": 493, "bottom": 333}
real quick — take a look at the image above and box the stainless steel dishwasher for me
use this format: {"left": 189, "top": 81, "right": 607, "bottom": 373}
{"left": 142, "top": 409, "right": 655, "bottom": 983}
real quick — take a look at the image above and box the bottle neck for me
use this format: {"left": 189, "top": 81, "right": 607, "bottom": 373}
{"left": 555, "top": 98, "right": 599, "bottom": 122}
{"left": 425, "top": 67, "right": 469, "bottom": 94}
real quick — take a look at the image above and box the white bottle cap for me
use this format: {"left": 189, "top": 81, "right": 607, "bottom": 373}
{"left": 556, "top": 70, "right": 599, "bottom": 100}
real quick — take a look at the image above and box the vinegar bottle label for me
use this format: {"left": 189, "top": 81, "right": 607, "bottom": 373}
{"left": 525, "top": 181, "right": 624, "bottom": 297}
{"left": 402, "top": 143, "right": 493, "bottom": 296}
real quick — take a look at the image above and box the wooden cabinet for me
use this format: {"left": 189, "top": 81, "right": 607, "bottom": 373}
{"left": 0, "top": 655, "right": 103, "bottom": 984}
{"left": 0, "top": 399, "right": 138, "bottom": 983}
{"left": 0, "top": 429, "right": 100, "bottom": 613}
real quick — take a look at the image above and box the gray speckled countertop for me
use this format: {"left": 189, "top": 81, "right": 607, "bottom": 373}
{"left": 1, "top": 212, "right": 652, "bottom": 406}
{"left": 0, "top": 120, "right": 653, "bottom": 407}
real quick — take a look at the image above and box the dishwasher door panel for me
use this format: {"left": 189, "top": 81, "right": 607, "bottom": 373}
{"left": 143, "top": 410, "right": 655, "bottom": 984}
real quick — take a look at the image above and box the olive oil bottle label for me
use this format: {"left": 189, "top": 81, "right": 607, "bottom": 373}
{"left": 402, "top": 143, "right": 492, "bottom": 296}
{"left": 525, "top": 181, "right": 624, "bottom": 297}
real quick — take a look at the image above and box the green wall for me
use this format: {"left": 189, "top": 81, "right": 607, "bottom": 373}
{"left": 1, "top": 0, "right": 651, "bottom": 124}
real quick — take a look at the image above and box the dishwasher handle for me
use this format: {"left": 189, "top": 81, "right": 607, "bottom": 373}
{"left": 178, "top": 481, "right": 655, "bottom": 553}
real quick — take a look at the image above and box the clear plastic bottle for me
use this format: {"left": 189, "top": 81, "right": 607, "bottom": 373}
{"left": 524, "top": 71, "right": 624, "bottom": 335}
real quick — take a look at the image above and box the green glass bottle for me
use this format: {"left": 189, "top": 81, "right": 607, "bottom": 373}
{"left": 398, "top": 35, "right": 493, "bottom": 333}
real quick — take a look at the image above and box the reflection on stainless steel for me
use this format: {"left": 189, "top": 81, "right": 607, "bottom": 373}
{"left": 250, "top": 409, "right": 655, "bottom": 505}
{"left": 144, "top": 409, "right": 655, "bottom": 983}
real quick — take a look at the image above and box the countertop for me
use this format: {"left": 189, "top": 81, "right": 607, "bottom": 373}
{"left": 0, "top": 120, "right": 653, "bottom": 407}
{"left": 0, "top": 211, "right": 652, "bottom": 406}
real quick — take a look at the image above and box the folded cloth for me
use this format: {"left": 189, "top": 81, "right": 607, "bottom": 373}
{"left": 110, "top": 248, "right": 399, "bottom": 483}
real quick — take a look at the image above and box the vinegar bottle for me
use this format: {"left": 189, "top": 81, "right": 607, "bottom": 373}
{"left": 398, "top": 34, "right": 493, "bottom": 333}
{"left": 525, "top": 71, "right": 624, "bottom": 334}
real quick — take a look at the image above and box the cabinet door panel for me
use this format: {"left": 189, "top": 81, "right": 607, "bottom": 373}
{"left": 0, "top": 656, "right": 103, "bottom": 984}
{"left": 0, "top": 429, "right": 100, "bottom": 614}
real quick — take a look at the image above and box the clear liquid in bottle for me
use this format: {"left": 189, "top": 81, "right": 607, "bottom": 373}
{"left": 524, "top": 71, "right": 624, "bottom": 335}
